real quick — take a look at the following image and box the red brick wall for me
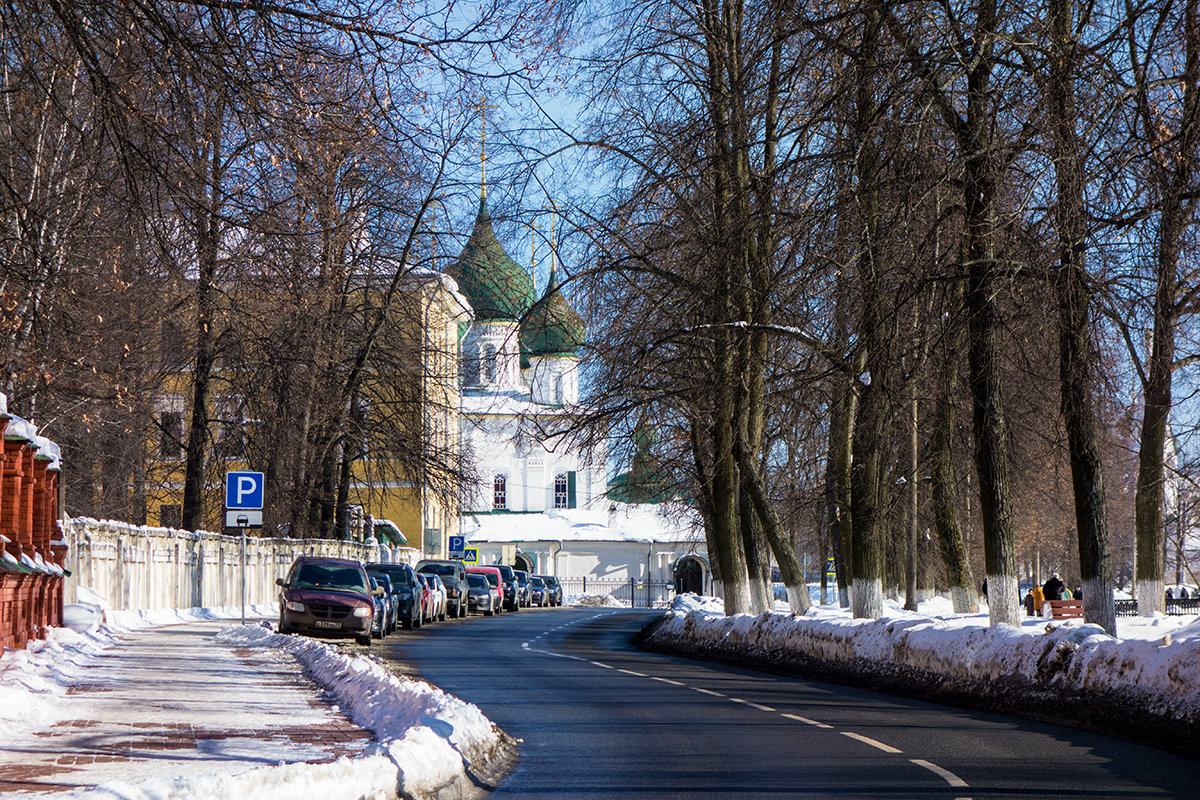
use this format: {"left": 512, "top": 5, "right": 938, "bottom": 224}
{"left": 0, "top": 424, "right": 65, "bottom": 652}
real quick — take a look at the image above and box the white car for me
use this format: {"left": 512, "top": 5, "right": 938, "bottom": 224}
{"left": 426, "top": 572, "right": 448, "bottom": 622}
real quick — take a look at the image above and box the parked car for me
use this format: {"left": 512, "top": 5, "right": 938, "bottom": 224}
{"left": 466, "top": 572, "right": 498, "bottom": 615}
{"left": 416, "top": 572, "right": 437, "bottom": 624}
{"left": 416, "top": 560, "right": 469, "bottom": 618}
{"left": 514, "top": 570, "right": 531, "bottom": 607}
{"left": 368, "top": 576, "right": 389, "bottom": 639}
{"left": 276, "top": 556, "right": 380, "bottom": 646}
{"left": 368, "top": 571, "right": 398, "bottom": 634}
{"left": 530, "top": 575, "right": 546, "bottom": 606}
{"left": 539, "top": 575, "right": 563, "bottom": 607}
{"left": 367, "top": 562, "right": 422, "bottom": 629}
{"left": 496, "top": 564, "right": 520, "bottom": 612}
{"left": 425, "top": 572, "right": 448, "bottom": 622}
{"left": 467, "top": 565, "right": 504, "bottom": 613}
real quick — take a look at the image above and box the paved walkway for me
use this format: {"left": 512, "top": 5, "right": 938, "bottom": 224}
{"left": 0, "top": 622, "right": 373, "bottom": 796}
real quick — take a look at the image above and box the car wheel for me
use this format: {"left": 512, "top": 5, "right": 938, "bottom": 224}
{"left": 356, "top": 631, "right": 372, "bottom": 646}
{"left": 278, "top": 613, "right": 290, "bottom": 634}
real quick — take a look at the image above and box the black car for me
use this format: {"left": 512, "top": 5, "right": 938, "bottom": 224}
{"left": 514, "top": 570, "right": 531, "bottom": 607}
{"left": 367, "top": 562, "right": 422, "bottom": 629}
{"left": 530, "top": 575, "right": 546, "bottom": 606}
{"left": 539, "top": 575, "right": 563, "bottom": 607}
{"left": 416, "top": 559, "right": 469, "bottom": 618}
{"left": 466, "top": 572, "right": 498, "bottom": 615}
{"left": 497, "top": 564, "right": 520, "bottom": 612}
{"left": 277, "top": 556, "right": 380, "bottom": 646}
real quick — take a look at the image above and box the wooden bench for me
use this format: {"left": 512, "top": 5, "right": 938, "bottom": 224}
{"left": 1047, "top": 599, "right": 1084, "bottom": 620}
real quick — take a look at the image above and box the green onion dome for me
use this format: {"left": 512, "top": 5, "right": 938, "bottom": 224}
{"left": 446, "top": 197, "right": 536, "bottom": 322}
{"left": 520, "top": 265, "right": 586, "bottom": 364}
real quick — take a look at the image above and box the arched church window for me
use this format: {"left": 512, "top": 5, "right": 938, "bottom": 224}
{"left": 554, "top": 375, "right": 564, "bottom": 404}
{"left": 554, "top": 472, "right": 577, "bottom": 509}
{"left": 493, "top": 473, "right": 507, "bottom": 510}
{"left": 483, "top": 344, "right": 498, "bottom": 383}
{"left": 463, "top": 345, "right": 480, "bottom": 386}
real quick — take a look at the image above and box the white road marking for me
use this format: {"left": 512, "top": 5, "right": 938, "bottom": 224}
{"left": 650, "top": 676, "right": 685, "bottom": 686}
{"left": 780, "top": 713, "right": 833, "bottom": 729}
{"left": 841, "top": 731, "right": 902, "bottom": 754}
{"left": 911, "top": 759, "right": 968, "bottom": 788}
{"left": 591, "top": 661, "right": 613, "bottom": 669}
{"left": 729, "top": 698, "right": 775, "bottom": 712}
{"left": 618, "top": 669, "right": 648, "bottom": 677}
{"left": 692, "top": 687, "right": 725, "bottom": 697}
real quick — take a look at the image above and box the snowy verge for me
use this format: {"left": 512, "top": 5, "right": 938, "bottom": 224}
{"left": 566, "top": 593, "right": 626, "bottom": 608}
{"left": 212, "top": 624, "right": 508, "bottom": 800}
{"left": 642, "top": 596, "right": 1200, "bottom": 751}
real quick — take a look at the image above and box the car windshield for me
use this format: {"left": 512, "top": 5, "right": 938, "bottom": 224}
{"left": 531, "top": 577, "right": 544, "bottom": 587}
{"left": 369, "top": 565, "right": 412, "bottom": 586}
{"left": 293, "top": 563, "right": 368, "bottom": 593}
{"left": 467, "top": 574, "right": 488, "bottom": 589}
{"left": 420, "top": 564, "right": 456, "bottom": 577}
{"left": 474, "top": 572, "right": 498, "bottom": 588}
{"left": 367, "top": 572, "right": 392, "bottom": 589}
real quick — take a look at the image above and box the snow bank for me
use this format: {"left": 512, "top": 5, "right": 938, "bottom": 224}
{"left": 214, "top": 624, "right": 502, "bottom": 798}
{"left": 567, "top": 593, "right": 627, "bottom": 608}
{"left": 648, "top": 596, "right": 1200, "bottom": 723}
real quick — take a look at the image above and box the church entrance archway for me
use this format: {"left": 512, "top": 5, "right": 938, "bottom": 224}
{"left": 674, "top": 555, "right": 706, "bottom": 595}
{"left": 514, "top": 553, "right": 534, "bottom": 573}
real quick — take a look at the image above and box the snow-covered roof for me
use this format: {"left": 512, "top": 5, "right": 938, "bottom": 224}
{"left": 461, "top": 389, "right": 574, "bottom": 417}
{"left": 463, "top": 502, "right": 702, "bottom": 545}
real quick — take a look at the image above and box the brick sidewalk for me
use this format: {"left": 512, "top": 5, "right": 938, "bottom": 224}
{"left": 0, "top": 623, "right": 374, "bottom": 795}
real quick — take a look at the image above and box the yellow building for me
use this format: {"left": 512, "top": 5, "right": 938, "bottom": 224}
{"left": 143, "top": 268, "right": 471, "bottom": 556}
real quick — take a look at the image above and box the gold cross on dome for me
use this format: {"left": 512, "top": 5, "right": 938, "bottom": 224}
{"left": 471, "top": 96, "right": 499, "bottom": 196}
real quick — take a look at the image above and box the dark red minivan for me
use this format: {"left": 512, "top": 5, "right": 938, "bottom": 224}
{"left": 276, "top": 556, "right": 380, "bottom": 646}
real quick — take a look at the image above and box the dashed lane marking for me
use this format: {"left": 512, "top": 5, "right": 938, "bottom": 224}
{"left": 911, "top": 759, "right": 969, "bottom": 788}
{"left": 729, "top": 698, "right": 775, "bottom": 712}
{"left": 780, "top": 713, "right": 832, "bottom": 729}
{"left": 521, "top": 611, "right": 968, "bottom": 795}
{"left": 841, "top": 731, "right": 903, "bottom": 754}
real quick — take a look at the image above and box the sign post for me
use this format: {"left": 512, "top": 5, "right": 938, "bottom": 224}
{"left": 226, "top": 472, "right": 264, "bottom": 626}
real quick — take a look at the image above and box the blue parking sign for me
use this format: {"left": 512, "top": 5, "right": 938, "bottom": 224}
{"left": 225, "top": 471, "right": 264, "bottom": 510}
{"left": 449, "top": 535, "right": 465, "bottom": 554}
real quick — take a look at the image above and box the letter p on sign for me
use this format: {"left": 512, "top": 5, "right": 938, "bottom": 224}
{"left": 225, "top": 471, "right": 264, "bottom": 510}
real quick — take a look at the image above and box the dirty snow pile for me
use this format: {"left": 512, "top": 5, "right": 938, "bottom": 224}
{"left": 214, "top": 624, "right": 501, "bottom": 798}
{"left": 567, "top": 593, "right": 627, "bottom": 608}
{"left": 651, "top": 594, "right": 1200, "bottom": 721}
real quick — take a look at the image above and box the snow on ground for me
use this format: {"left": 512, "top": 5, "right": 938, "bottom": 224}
{"left": 1, "top": 592, "right": 503, "bottom": 800}
{"left": 213, "top": 625, "right": 500, "bottom": 799}
{"left": 658, "top": 592, "right": 1200, "bottom": 722}
{"left": 566, "top": 593, "right": 627, "bottom": 608}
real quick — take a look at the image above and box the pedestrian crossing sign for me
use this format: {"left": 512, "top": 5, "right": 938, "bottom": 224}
{"left": 463, "top": 548, "right": 478, "bottom": 564}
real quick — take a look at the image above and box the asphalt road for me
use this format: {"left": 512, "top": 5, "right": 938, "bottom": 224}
{"left": 375, "top": 606, "right": 1200, "bottom": 799}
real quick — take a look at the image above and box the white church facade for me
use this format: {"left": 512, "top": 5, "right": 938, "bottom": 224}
{"left": 444, "top": 193, "right": 710, "bottom": 605}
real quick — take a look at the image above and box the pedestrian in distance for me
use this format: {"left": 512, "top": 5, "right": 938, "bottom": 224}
{"left": 1024, "top": 591, "right": 1035, "bottom": 616}
{"left": 1182, "top": 587, "right": 1190, "bottom": 600}
{"left": 1042, "top": 573, "right": 1065, "bottom": 602}
{"left": 1074, "top": 586, "right": 1083, "bottom": 602}
{"left": 1167, "top": 587, "right": 1174, "bottom": 601}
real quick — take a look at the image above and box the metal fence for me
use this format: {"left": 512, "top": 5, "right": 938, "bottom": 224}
{"left": 559, "top": 577, "right": 676, "bottom": 608}
{"left": 1114, "top": 597, "right": 1200, "bottom": 617}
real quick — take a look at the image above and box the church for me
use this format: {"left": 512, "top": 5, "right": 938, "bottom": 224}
{"left": 443, "top": 190, "right": 709, "bottom": 605}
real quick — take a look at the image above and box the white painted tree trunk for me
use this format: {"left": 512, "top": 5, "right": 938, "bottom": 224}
{"left": 851, "top": 577, "right": 883, "bottom": 619}
{"left": 987, "top": 574, "right": 1021, "bottom": 626}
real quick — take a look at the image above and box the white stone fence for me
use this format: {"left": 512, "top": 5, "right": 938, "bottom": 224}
{"left": 62, "top": 518, "right": 416, "bottom": 613}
